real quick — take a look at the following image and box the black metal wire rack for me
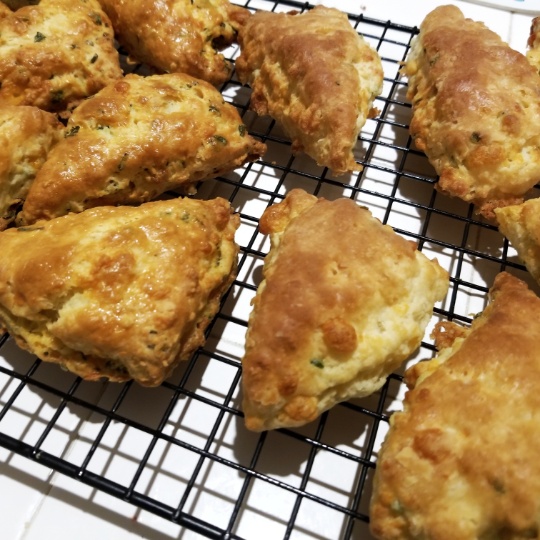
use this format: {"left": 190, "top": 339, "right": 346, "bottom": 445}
{"left": 0, "top": 1, "right": 537, "bottom": 539}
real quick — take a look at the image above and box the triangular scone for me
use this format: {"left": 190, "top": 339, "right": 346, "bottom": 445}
{"left": 370, "top": 272, "right": 540, "bottom": 540}
{"left": 99, "top": 0, "right": 250, "bottom": 86}
{"left": 20, "top": 73, "right": 266, "bottom": 225}
{"left": 403, "top": 6, "right": 540, "bottom": 219}
{"left": 0, "top": 0, "right": 122, "bottom": 114}
{"left": 0, "top": 105, "right": 62, "bottom": 230}
{"left": 0, "top": 197, "right": 239, "bottom": 386}
{"left": 235, "top": 6, "right": 383, "bottom": 175}
{"left": 495, "top": 198, "right": 540, "bottom": 285}
{"left": 241, "top": 189, "right": 449, "bottom": 431}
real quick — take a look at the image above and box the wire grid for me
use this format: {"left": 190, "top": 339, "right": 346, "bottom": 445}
{"left": 0, "top": 1, "right": 537, "bottom": 539}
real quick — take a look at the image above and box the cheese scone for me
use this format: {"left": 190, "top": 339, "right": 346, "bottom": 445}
{"left": 403, "top": 5, "right": 540, "bottom": 219}
{"left": 99, "top": 0, "right": 250, "bottom": 86}
{"left": 241, "top": 189, "right": 449, "bottom": 431}
{"left": 0, "top": 0, "right": 122, "bottom": 113}
{"left": 527, "top": 16, "right": 540, "bottom": 74}
{"left": 235, "top": 6, "right": 383, "bottom": 176}
{"left": 0, "top": 105, "right": 62, "bottom": 230}
{"left": 495, "top": 198, "right": 540, "bottom": 285}
{"left": 20, "top": 73, "right": 266, "bottom": 224}
{"left": 370, "top": 272, "right": 540, "bottom": 540}
{"left": 0, "top": 197, "right": 239, "bottom": 386}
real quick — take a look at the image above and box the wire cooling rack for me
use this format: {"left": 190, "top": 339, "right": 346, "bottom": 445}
{"left": 0, "top": 1, "right": 537, "bottom": 539}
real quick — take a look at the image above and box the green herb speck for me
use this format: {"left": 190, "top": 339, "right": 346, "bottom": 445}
{"left": 238, "top": 124, "right": 247, "bottom": 137}
{"left": 65, "top": 125, "right": 80, "bottom": 138}
{"left": 34, "top": 32, "right": 46, "bottom": 42}
{"left": 90, "top": 53, "right": 98, "bottom": 64}
{"left": 310, "top": 358, "right": 324, "bottom": 369}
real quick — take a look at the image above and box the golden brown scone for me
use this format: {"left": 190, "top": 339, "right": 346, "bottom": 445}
{"left": 0, "top": 0, "right": 122, "bottom": 114}
{"left": 403, "top": 5, "right": 540, "bottom": 220}
{"left": 235, "top": 6, "right": 383, "bottom": 176}
{"left": 20, "top": 73, "right": 266, "bottom": 225}
{"left": 0, "top": 197, "right": 239, "bottom": 386}
{"left": 527, "top": 16, "right": 540, "bottom": 74}
{"left": 98, "top": 0, "right": 250, "bottom": 86}
{"left": 495, "top": 198, "right": 540, "bottom": 285}
{"left": 0, "top": 105, "right": 62, "bottom": 230}
{"left": 241, "top": 189, "right": 449, "bottom": 431}
{"left": 370, "top": 272, "right": 540, "bottom": 540}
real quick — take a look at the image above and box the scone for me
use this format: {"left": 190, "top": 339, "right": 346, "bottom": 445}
{"left": 0, "top": 0, "right": 122, "bottom": 113}
{"left": 0, "top": 105, "right": 63, "bottom": 230}
{"left": 495, "top": 198, "right": 540, "bottom": 285}
{"left": 527, "top": 16, "right": 540, "bottom": 74}
{"left": 99, "top": 0, "right": 250, "bottom": 86}
{"left": 20, "top": 73, "right": 266, "bottom": 224}
{"left": 370, "top": 272, "right": 540, "bottom": 540}
{"left": 403, "top": 5, "right": 540, "bottom": 219}
{"left": 0, "top": 197, "right": 239, "bottom": 386}
{"left": 235, "top": 6, "right": 383, "bottom": 175}
{"left": 241, "top": 189, "right": 449, "bottom": 431}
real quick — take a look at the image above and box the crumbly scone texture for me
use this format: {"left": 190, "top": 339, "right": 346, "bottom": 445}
{"left": 495, "top": 199, "right": 540, "bottom": 286}
{"left": 99, "top": 0, "right": 250, "bottom": 86}
{"left": 0, "top": 105, "right": 62, "bottom": 230}
{"left": 0, "top": 0, "right": 122, "bottom": 114}
{"left": 527, "top": 16, "right": 540, "bottom": 74}
{"left": 370, "top": 271, "right": 540, "bottom": 540}
{"left": 241, "top": 188, "right": 449, "bottom": 431}
{"left": 20, "top": 72, "right": 266, "bottom": 224}
{"left": 235, "top": 5, "right": 383, "bottom": 176}
{"left": 403, "top": 5, "right": 540, "bottom": 220}
{"left": 0, "top": 197, "right": 240, "bottom": 386}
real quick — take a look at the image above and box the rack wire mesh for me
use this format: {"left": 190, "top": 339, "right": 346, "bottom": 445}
{"left": 0, "top": 1, "right": 537, "bottom": 539}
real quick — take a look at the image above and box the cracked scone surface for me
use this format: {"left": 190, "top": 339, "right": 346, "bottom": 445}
{"left": 235, "top": 5, "right": 383, "bottom": 175}
{"left": 99, "top": 0, "right": 250, "bottom": 86}
{"left": 21, "top": 72, "right": 266, "bottom": 224}
{"left": 0, "top": 105, "right": 62, "bottom": 230}
{"left": 0, "top": 0, "right": 122, "bottom": 113}
{"left": 403, "top": 5, "right": 540, "bottom": 219}
{"left": 241, "top": 189, "right": 449, "bottom": 431}
{"left": 370, "top": 272, "right": 540, "bottom": 540}
{"left": 0, "top": 197, "right": 239, "bottom": 386}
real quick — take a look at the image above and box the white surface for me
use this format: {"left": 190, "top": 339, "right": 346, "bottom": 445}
{"left": 1, "top": 1, "right": 539, "bottom": 540}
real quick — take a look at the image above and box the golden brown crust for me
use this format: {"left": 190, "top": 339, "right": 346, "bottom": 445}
{"left": 370, "top": 272, "right": 540, "bottom": 540}
{"left": 241, "top": 189, "right": 449, "bottom": 431}
{"left": 0, "top": 105, "right": 62, "bottom": 230}
{"left": 0, "top": 0, "right": 122, "bottom": 113}
{"left": 99, "top": 0, "right": 250, "bottom": 86}
{"left": 495, "top": 198, "right": 540, "bottom": 285}
{"left": 527, "top": 16, "right": 540, "bottom": 74}
{"left": 403, "top": 5, "right": 540, "bottom": 220}
{"left": 20, "top": 72, "right": 266, "bottom": 224}
{"left": 0, "top": 197, "right": 239, "bottom": 386}
{"left": 236, "top": 6, "right": 383, "bottom": 175}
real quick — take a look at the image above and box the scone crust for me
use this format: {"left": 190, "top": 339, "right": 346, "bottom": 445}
{"left": 236, "top": 6, "right": 383, "bottom": 175}
{"left": 99, "top": 0, "right": 250, "bottom": 85}
{"left": 0, "top": 197, "right": 239, "bottom": 386}
{"left": 370, "top": 272, "right": 540, "bottom": 540}
{"left": 21, "top": 73, "right": 266, "bottom": 224}
{"left": 403, "top": 5, "right": 540, "bottom": 219}
{"left": 495, "top": 199, "right": 540, "bottom": 285}
{"left": 241, "top": 189, "right": 448, "bottom": 431}
{"left": 0, "top": 105, "right": 62, "bottom": 229}
{"left": 527, "top": 16, "right": 540, "bottom": 74}
{"left": 0, "top": 0, "right": 122, "bottom": 113}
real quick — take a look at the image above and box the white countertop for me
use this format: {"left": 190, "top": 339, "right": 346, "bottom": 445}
{"left": 2, "top": 1, "right": 539, "bottom": 539}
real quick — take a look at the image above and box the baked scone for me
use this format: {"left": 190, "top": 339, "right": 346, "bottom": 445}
{"left": 20, "top": 72, "right": 266, "bottom": 224}
{"left": 495, "top": 198, "right": 540, "bottom": 285}
{"left": 403, "top": 5, "right": 540, "bottom": 219}
{"left": 0, "top": 0, "right": 122, "bottom": 114}
{"left": 235, "top": 6, "right": 383, "bottom": 176}
{"left": 527, "top": 16, "right": 540, "bottom": 74}
{"left": 99, "top": 0, "right": 250, "bottom": 86}
{"left": 370, "top": 272, "right": 540, "bottom": 540}
{"left": 0, "top": 105, "right": 62, "bottom": 230}
{"left": 0, "top": 197, "right": 239, "bottom": 386}
{"left": 241, "top": 189, "right": 449, "bottom": 431}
